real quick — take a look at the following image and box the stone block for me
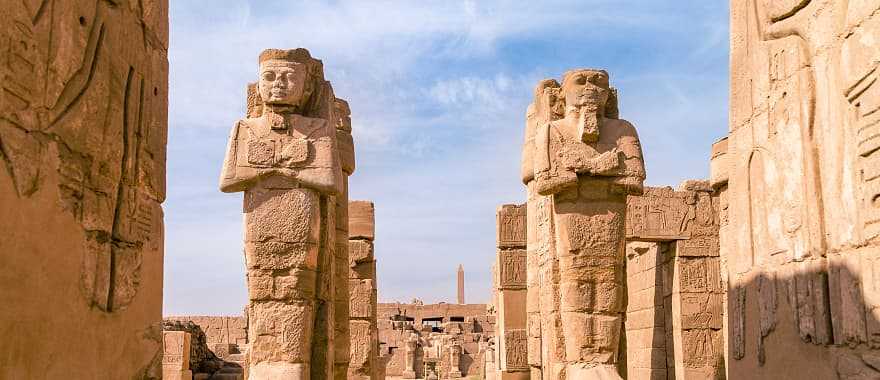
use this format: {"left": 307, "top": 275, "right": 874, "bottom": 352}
{"left": 349, "top": 201, "right": 375, "bottom": 240}
{"left": 497, "top": 204, "right": 527, "bottom": 248}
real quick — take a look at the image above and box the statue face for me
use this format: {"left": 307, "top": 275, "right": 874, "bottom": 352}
{"left": 258, "top": 60, "right": 308, "bottom": 106}
{"left": 563, "top": 70, "right": 610, "bottom": 111}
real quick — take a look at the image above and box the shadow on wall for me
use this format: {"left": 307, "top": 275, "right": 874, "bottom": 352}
{"left": 728, "top": 259, "right": 880, "bottom": 379}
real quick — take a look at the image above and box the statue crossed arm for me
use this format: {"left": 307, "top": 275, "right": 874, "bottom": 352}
{"left": 219, "top": 117, "right": 341, "bottom": 195}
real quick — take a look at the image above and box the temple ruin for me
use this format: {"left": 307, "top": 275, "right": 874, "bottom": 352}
{"left": 3, "top": 1, "right": 880, "bottom": 379}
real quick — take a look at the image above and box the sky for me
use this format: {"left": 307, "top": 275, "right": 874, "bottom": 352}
{"left": 163, "top": 0, "right": 730, "bottom": 316}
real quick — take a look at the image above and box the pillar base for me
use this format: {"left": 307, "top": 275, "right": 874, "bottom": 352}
{"left": 402, "top": 370, "right": 416, "bottom": 379}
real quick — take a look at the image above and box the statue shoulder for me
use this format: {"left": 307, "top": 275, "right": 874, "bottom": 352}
{"left": 604, "top": 118, "right": 640, "bottom": 140}
{"left": 291, "top": 115, "right": 332, "bottom": 138}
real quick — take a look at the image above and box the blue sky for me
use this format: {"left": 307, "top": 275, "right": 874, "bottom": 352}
{"left": 163, "top": 0, "right": 729, "bottom": 316}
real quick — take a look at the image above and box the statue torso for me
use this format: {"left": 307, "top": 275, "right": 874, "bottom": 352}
{"left": 549, "top": 117, "right": 632, "bottom": 176}
{"left": 236, "top": 113, "right": 330, "bottom": 170}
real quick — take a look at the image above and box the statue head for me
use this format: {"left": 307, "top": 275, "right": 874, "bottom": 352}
{"left": 557, "top": 69, "right": 620, "bottom": 142}
{"left": 561, "top": 69, "right": 611, "bottom": 114}
{"left": 257, "top": 48, "right": 323, "bottom": 110}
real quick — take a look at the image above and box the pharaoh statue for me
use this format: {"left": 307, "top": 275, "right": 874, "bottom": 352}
{"left": 521, "top": 69, "right": 645, "bottom": 379}
{"left": 220, "top": 48, "right": 345, "bottom": 379}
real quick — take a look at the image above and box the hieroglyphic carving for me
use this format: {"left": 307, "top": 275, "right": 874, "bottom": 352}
{"left": 503, "top": 329, "right": 528, "bottom": 371}
{"left": 845, "top": 56, "right": 880, "bottom": 242}
{"left": 626, "top": 187, "right": 690, "bottom": 240}
{"left": 499, "top": 250, "right": 526, "bottom": 289}
{"left": 163, "top": 331, "right": 193, "bottom": 380}
{"left": 162, "top": 331, "right": 190, "bottom": 368}
{"left": 349, "top": 279, "right": 376, "bottom": 319}
{"left": 1, "top": 1, "right": 167, "bottom": 377}
{"left": 498, "top": 204, "right": 526, "bottom": 248}
{"left": 681, "top": 329, "right": 722, "bottom": 368}
{"left": 1, "top": 0, "right": 167, "bottom": 314}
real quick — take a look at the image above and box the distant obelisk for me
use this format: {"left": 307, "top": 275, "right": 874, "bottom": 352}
{"left": 457, "top": 264, "right": 465, "bottom": 304}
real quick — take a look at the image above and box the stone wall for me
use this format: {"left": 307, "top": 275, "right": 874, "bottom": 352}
{"left": 0, "top": 1, "right": 168, "bottom": 378}
{"left": 165, "top": 315, "right": 247, "bottom": 358}
{"left": 723, "top": 0, "right": 880, "bottom": 378}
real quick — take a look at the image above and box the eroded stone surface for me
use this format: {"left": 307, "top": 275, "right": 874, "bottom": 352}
{"left": 0, "top": 2, "right": 167, "bottom": 378}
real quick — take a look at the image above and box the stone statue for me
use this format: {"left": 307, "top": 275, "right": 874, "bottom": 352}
{"left": 449, "top": 340, "right": 463, "bottom": 378}
{"left": 402, "top": 331, "right": 419, "bottom": 379}
{"left": 220, "top": 48, "right": 344, "bottom": 379}
{"left": 522, "top": 69, "right": 645, "bottom": 379}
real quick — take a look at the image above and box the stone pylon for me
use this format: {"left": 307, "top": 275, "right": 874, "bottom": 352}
{"left": 348, "top": 200, "right": 379, "bottom": 379}
{"left": 220, "top": 48, "right": 349, "bottom": 380}
{"left": 521, "top": 69, "right": 646, "bottom": 379}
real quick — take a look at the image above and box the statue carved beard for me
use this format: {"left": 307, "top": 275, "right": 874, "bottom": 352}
{"left": 576, "top": 103, "right": 602, "bottom": 143}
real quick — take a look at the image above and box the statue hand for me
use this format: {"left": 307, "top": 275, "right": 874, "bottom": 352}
{"left": 535, "top": 168, "right": 577, "bottom": 196}
{"left": 591, "top": 149, "right": 621, "bottom": 174}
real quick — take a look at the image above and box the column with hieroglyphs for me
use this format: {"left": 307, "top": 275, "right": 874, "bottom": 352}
{"left": 348, "top": 200, "right": 379, "bottom": 379}
{"left": 163, "top": 331, "right": 193, "bottom": 380}
{"left": 493, "top": 204, "right": 529, "bottom": 380}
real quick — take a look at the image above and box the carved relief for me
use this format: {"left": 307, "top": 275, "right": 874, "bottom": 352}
{"left": 162, "top": 331, "right": 191, "bottom": 372}
{"left": 499, "top": 250, "right": 526, "bottom": 289}
{"left": 1, "top": 0, "right": 167, "bottom": 314}
{"left": 845, "top": 60, "right": 880, "bottom": 242}
{"left": 498, "top": 204, "right": 527, "bottom": 248}
{"left": 504, "top": 329, "right": 529, "bottom": 371}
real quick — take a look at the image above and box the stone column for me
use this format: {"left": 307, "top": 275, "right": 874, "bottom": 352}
{"left": 221, "top": 48, "right": 347, "bottom": 380}
{"left": 494, "top": 204, "right": 529, "bottom": 380}
{"left": 668, "top": 181, "right": 724, "bottom": 379}
{"left": 349, "top": 200, "right": 379, "bottom": 379}
{"left": 163, "top": 331, "right": 193, "bottom": 380}
{"left": 450, "top": 340, "right": 463, "bottom": 378}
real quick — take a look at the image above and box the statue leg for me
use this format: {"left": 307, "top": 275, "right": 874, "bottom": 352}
{"left": 553, "top": 179, "right": 626, "bottom": 377}
{"left": 244, "top": 188, "right": 323, "bottom": 380}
